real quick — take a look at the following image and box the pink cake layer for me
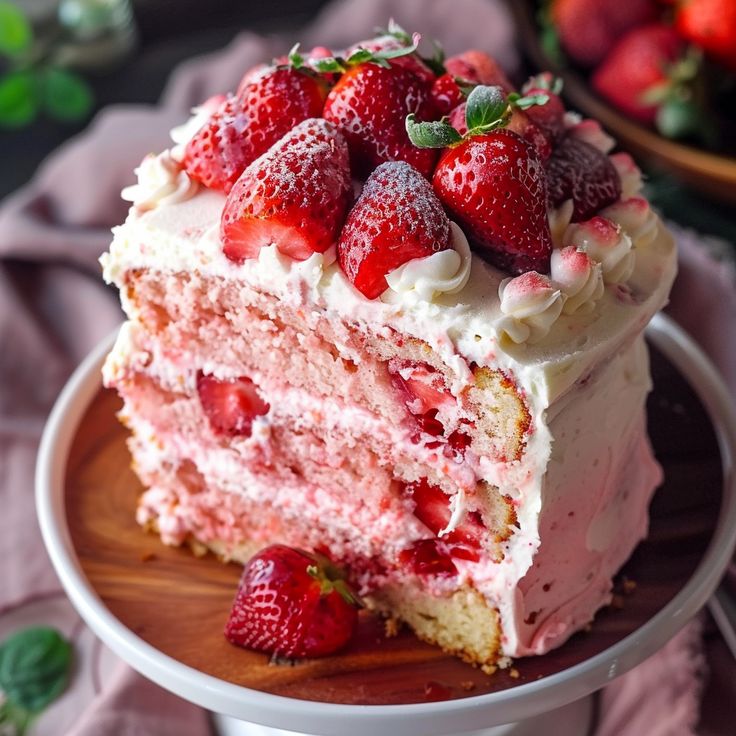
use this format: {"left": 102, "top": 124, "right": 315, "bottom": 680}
{"left": 105, "top": 259, "right": 662, "bottom": 659}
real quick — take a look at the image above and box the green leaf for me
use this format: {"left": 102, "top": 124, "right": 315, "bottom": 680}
{"left": 406, "top": 113, "right": 462, "bottom": 148}
{"left": 0, "top": 71, "right": 37, "bottom": 128}
{"left": 640, "top": 80, "right": 672, "bottom": 106}
{"left": 374, "top": 32, "right": 421, "bottom": 60}
{"left": 465, "top": 85, "right": 507, "bottom": 132}
{"left": 655, "top": 97, "right": 700, "bottom": 139}
{"left": 42, "top": 67, "right": 93, "bottom": 122}
{"left": 345, "top": 48, "right": 374, "bottom": 65}
{"left": 0, "top": 2, "right": 32, "bottom": 57}
{"left": 311, "top": 56, "right": 346, "bottom": 73}
{"left": 422, "top": 39, "right": 446, "bottom": 76}
{"left": 509, "top": 91, "right": 550, "bottom": 110}
{"left": 0, "top": 627, "right": 73, "bottom": 714}
{"left": 287, "top": 43, "right": 304, "bottom": 70}
{"left": 385, "top": 18, "right": 411, "bottom": 44}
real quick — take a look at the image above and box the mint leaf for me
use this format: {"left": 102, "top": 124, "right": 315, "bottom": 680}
{"left": 465, "top": 85, "right": 507, "bottom": 132}
{"left": 0, "top": 627, "right": 73, "bottom": 715}
{"left": 42, "top": 67, "right": 93, "bottom": 122}
{"left": 0, "top": 2, "right": 32, "bottom": 57}
{"left": 312, "top": 57, "right": 346, "bottom": 73}
{"left": 406, "top": 114, "right": 462, "bottom": 148}
{"left": 0, "top": 71, "right": 37, "bottom": 128}
{"left": 509, "top": 91, "right": 550, "bottom": 111}
{"left": 287, "top": 43, "right": 304, "bottom": 70}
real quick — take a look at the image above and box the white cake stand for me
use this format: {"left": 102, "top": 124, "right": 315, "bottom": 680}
{"left": 36, "top": 314, "right": 736, "bottom": 736}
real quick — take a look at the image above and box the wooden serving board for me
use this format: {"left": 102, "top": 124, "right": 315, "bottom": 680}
{"left": 64, "top": 346, "right": 723, "bottom": 705}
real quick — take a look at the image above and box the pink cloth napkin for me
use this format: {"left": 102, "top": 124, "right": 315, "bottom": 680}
{"left": 0, "top": 0, "right": 733, "bottom": 733}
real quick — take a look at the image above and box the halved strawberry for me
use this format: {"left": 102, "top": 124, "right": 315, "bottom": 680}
{"left": 225, "top": 545, "right": 360, "bottom": 658}
{"left": 404, "top": 478, "right": 485, "bottom": 550}
{"left": 197, "top": 372, "right": 269, "bottom": 437}
{"left": 388, "top": 360, "right": 452, "bottom": 415}
{"left": 184, "top": 65, "right": 328, "bottom": 192}
{"left": 221, "top": 118, "right": 352, "bottom": 263}
{"left": 545, "top": 134, "right": 622, "bottom": 222}
{"left": 337, "top": 161, "right": 451, "bottom": 299}
{"left": 399, "top": 539, "right": 458, "bottom": 577}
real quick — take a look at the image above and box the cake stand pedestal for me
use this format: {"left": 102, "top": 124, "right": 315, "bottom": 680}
{"left": 35, "top": 314, "right": 736, "bottom": 736}
{"left": 213, "top": 694, "right": 594, "bottom": 736}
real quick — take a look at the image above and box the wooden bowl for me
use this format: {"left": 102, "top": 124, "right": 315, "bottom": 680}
{"left": 512, "top": 1, "right": 736, "bottom": 204}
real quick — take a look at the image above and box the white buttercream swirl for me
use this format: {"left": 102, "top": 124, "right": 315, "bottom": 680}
{"left": 609, "top": 152, "right": 643, "bottom": 198}
{"left": 497, "top": 272, "right": 564, "bottom": 344}
{"left": 564, "top": 217, "right": 635, "bottom": 284}
{"left": 569, "top": 119, "right": 615, "bottom": 154}
{"left": 382, "top": 222, "right": 472, "bottom": 304}
{"left": 548, "top": 199, "right": 574, "bottom": 249}
{"left": 601, "top": 197, "right": 658, "bottom": 249}
{"left": 121, "top": 151, "right": 198, "bottom": 212}
{"left": 551, "top": 246, "right": 604, "bottom": 314}
{"left": 169, "top": 95, "right": 225, "bottom": 162}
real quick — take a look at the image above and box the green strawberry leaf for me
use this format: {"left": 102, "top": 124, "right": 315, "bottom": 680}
{"left": 0, "top": 1, "right": 32, "bottom": 57}
{"left": 311, "top": 56, "right": 346, "bottom": 73}
{"left": 0, "top": 627, "right": 73, "bottom": 715}
{"left": 42, "top": 67, "right": 93, "bottom": 122}
{"left": 508, "top": 91, "right": 550, "bottom": 110}
{"left": 346, "top": 47, "right": 374, "bottom": 65}
{"left": 422, "top": 39, "right": 446, "bottom": 76}
{"left": 406, "top": 113, "right": 462, "bottom": 148}
{"left": 465, "top": 84, "right": 507, "bottom": 132}
{"left": 0, "top": 71, "right": 38, "bottom": 128}
{"left": 288, "top": 43, "right": 304, "bottom": 70}
{"left": 384, "top": 18, "right": 412, "bottom": 45}
{"left": 640, "top": 80, "right": 672, "bottom": 106}
{"left": 656, "top": 97, "right": 700, "bottom": 139}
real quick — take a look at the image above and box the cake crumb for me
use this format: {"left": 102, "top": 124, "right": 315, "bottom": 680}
{"left": 460, "top": 680, "right": 476, "bottom": 692}
{"left": 188, "top": 539, "right": 209, "bottom": 558}
{"left": 623, "top": 577, "right": 637, "bottom": 594}
{"left": 481, "top": 664, "right": 497, "bottom": 676}
{"left": 496, "top": 655, "right": 512, "bottom": 669}
{"left": 509, "top": 668, "right": 520, "bottom": 679}
{"left": 384, "top": 616, "right": 402, "bottom": 638}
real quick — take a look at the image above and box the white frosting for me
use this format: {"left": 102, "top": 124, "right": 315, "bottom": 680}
{"left": 551, "top": 247, "right": 604, "bottom": 315}
{"left": 610, "top": 152, "right": 644, "bottom": 198}
{"left": 497, "top": 272, "right": 564, "bottom": 344}
{"left": 121, "top": 151, "right": 198, "bottom": 212}
{"left": 601, "top": 197, "right": 658, "bottom": 249}
{"left": 382, "top": 222, "right": 472, "bottom": 305}
{"left": 568, "top": 118, "right": 615, "bottom": 154}
{"left": 548, "top": 199, "right": 574, "bottom": 249}
{"left": 563, "top": 218, "right": 635, "bottom": 285}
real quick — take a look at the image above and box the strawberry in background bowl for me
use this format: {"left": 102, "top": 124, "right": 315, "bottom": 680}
{"left": 513, "top": 0, "right": 736, "bottom": 204}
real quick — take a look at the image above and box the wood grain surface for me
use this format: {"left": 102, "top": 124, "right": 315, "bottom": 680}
{"left": 63, "top": 346, "right": 723, "bottom": 705}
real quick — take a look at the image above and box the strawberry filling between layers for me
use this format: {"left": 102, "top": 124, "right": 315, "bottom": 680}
{"left": 105, "top": 277, "right": 661, "bottom": 657}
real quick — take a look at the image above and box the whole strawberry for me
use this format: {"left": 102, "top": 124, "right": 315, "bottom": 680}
{"left": 338, "top": 161, "right": 451, "bottom": 299}
{"left": 551, "top": 0, "right": 658, "bottom": 68}
{"left": 546, "top": 134, "right": 622, "bottom": 222}
{"left": 591, "top": 24, "right": 683, "bottom": 124}
{"left": 676, "top": 0, "right": 736, "bottom": 72}
{"left": 225, "top": 545, "right": 360, "bottom": 658}
{"left": 184, "top": 60, "right": 328, "bottom": 192}
{"left": 221, "top": 118, "right": 352, "bottom": 263}
{"left": 321, "top": 35, "right": 439, "bottom": 179}
{"left": 197, "top": 373, "right": 269, "bottom": 437}
{"left": 408, "top": 85, "right": 554, "bottom": 275}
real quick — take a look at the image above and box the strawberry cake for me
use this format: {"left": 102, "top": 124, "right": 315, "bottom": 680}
{"left": 101, "top": 29, "right": 677, "bottom": 670}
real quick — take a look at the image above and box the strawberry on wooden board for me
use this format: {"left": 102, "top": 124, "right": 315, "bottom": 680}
{"left": 184, "top": 61, "right": 328, "bottom": 192}
{"left": 337, "top": 161, "right": 451, "bottom": 299}
{"left": 545, "top": 134, "right": 622, "bottom": 222}
{"left": 407, "top": 85, "right": 554, "bottom": 275}
{"left": 197, "top": 373, "right": 270, "bottom": 437}
{"left": 225, "top": 545, "right": 360, "bottom": 658}
{"left": 551, "top": 0, "right": 658, "bottom": 68}
{"left": 321, "top": 35, "right": 439, "bottom": 179}
{"left": 220, "top": 118, "right": 352, "bottom": 264}
{"left": 591, "top": 24, "right": 683, "bottom": 125}
{"left": 675, "top": 0, "right": 736, "bottom": 72}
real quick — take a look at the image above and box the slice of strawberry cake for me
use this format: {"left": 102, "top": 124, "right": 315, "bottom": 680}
{"left": 101, "top": 29, "right": 676, "bottom": 670}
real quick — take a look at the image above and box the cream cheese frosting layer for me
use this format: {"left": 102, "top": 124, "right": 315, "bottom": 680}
{"left": 102, "top": 187, "right": 676, "bottom": 408}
